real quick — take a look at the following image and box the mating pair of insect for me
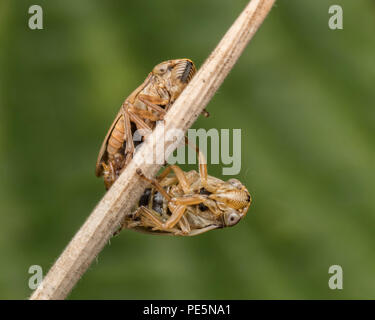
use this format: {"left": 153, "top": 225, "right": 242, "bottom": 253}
{"left": 96, "top": 59, "right": 252, "bottom": 236}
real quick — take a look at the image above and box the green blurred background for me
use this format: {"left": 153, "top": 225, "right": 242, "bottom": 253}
{"left": 0, "top": 0, "right": 374, "bottom": 299}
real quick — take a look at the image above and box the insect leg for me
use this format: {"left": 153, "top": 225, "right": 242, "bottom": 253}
{"left": 139, "top": 95, "right": 209, "bottom": 119}
{"left": 121, "top": 103, "right": 135, "bottom": 156}
{"left": 140, "top": 93, "right": 209, "bottom": 119}
{"left": 127, "top": 107, "right": 161, "bottom": 122}
{"left": 135, "top": 206, "right": 166, "bottom": 228}
{"left": 164, "top": 204, "right": 187, "bottom": 229}
{"left": 126, "top": 104, "right": 154, "bottom": 133}
{"left": 138, "top": 94, "right": 168, "bottom": 116}
{"left": 178, "top": 215, "right": 191, "bottom": 235}
{"left": 125, "top": 104, "right": 156, "bottom": 166}
{"left": 155, "top": 166, "right": 173, "bottom": 181}
{"left": 136, "top": 168, "right": 172, "bottom": 201}
{"left": 117, "top": 206, "right": 166, "bottom": 234}
{"left": 118, "top": 102, "right": 161, "bottom": 171}
{"left": 184, "top": 137, "right": 209, "bottom": 190}
{"left": 122, "top": 102, "right": 158, "bottom": 167}
{"left": 157, "top": 170, "right": 179, "bottom": 188}
{"left": 134, "top": 205, "right": 186, "bottom": 233}
{"left": 155, "top": 165, "right": 192, "bottom": 194}
{"left": 172, "top": 194, "right": 207, "bottom": 206}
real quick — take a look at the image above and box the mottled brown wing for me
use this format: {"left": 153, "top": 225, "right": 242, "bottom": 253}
{"left": 95, "top": 108, "right": 124, "bottom": 177}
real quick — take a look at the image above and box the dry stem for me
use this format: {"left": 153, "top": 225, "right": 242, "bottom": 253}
{"left": 30, "top": 0, "right": 276, "bottom": 300}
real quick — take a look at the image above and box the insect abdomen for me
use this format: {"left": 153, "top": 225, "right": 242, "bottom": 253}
{"left": 107, "top": 116, "right": 125, "bottom": 156}
{"left": 137, "top": 188, "right": 168, "bottom": 216}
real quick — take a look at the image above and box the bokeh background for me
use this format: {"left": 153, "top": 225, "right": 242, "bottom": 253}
{"left": 0, "top": 0, "right": 374, "bottom": 299}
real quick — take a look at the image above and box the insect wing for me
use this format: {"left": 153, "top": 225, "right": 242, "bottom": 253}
{"left": 95, "top": 108, "right": 124, "bottom": 177}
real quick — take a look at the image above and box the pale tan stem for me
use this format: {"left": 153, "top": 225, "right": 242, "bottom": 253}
{"left": 30, "top": 0, "right": 276, "bottom": 300}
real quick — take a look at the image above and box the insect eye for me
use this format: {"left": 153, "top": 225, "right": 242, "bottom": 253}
{"left": 226, "top": 212, "right": 241, "bottom": 226}
{"left": 227, "top": 179, "right": 243, "bottom": 190}
{"left": 154, "top": 64, "right": 169, "bottom": 74}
